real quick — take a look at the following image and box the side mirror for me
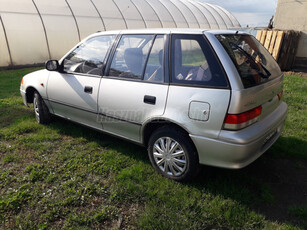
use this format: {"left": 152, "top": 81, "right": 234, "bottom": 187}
{"left": 45, "top": 60, "right": 60, "bottom": 71}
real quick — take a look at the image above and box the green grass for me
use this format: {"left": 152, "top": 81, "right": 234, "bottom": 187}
{"left": 270, "top": 75, "right": 307, "bottom": 159}
{"left": 0, "top": 68, "right": 306, "bottom": 229}
{"left": 289, "top": 206, "right": 307, "bottom": 220}
{"left": 288, "top": 206, "right": 307, "bottom": 229}
{"left": 0, "top": 68, "right": 42, "bottom": 128}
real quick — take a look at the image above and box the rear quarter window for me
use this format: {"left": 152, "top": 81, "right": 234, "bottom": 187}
{"left": 216, "top": 34, "right": 282, "bottom": 88}
{"left": 171, "top": 34, "right": 228, "bottom": 88}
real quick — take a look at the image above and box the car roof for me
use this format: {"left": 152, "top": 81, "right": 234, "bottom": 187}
{"left": 92, "top": 28, "right": 245, "bottom": 37}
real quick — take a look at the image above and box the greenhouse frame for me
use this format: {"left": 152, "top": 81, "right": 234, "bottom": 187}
{"left": 0, "top": 0, "right": 240, "bottom": 67}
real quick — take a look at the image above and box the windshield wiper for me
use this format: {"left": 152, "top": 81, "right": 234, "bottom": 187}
{"left": 230, "top": 42, "right": 271, "bottom": 79}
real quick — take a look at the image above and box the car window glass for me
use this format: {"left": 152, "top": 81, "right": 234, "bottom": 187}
{"left": 173, "top": 37, "right": 212, "bottom": 82}
{"left": 109, "top": 35, "right": 154, "bottom": 79}
{"left": 182, "top": 40, "right": 206, "bottom": 66}
{"left": 171, "top": 34, "right": 228, "bottom": 88}
{"left": 144, "top": 35, "right": 164, "bottom": 83}
{"left": 216, "top": 34, "right": 281, "bottom": 88}
{"left": 63, "top": 35, "right": 115, "bottom": 76}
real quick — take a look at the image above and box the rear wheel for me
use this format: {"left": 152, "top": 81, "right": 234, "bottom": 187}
{"left": 148, "top": 127, "right": 199, "bottom": 182}
{"left": 33, "top": 91, "right": 51, "bottom": 124}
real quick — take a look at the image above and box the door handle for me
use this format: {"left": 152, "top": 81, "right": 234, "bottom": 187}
{"left": 84, "top": 86, "right": 93, "bottom": 94}
{"left": 144, "top": 95, "right": 156, "bottom": 105}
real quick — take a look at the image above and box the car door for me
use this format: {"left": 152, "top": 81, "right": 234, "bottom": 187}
{"left": 47, "top": 34, "right": 115, "bottom": 129}
{"left": 97, "top": 34, "right": 169, "bottom": 142}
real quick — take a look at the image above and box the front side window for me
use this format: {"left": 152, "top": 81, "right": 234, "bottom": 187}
{"left": 171, "top": 34, "right": 228, "bottom": 87}
{"left": 109, "top": 35, "right": 154, "bottom": 79}
{"left": 63, "top": 35, "right": 115, "bottom": 76}
{"left": 216, "top": 34, "right": 281, "bottom": 88}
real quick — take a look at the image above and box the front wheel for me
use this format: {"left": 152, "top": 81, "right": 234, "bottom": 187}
{"left": 33, "top": 91, "right": 51, "bottom": 124}
{"left": 148, "top": 127, "right": 199, "bottom": 182}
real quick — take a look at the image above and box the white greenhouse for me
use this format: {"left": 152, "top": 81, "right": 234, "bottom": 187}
{"left": 0, "top": 0, "right": 240, "bottom": 68}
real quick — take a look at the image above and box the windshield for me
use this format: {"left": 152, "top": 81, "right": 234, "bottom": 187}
{"left": 216, "top": 34, "right": 281, "bottom": 88}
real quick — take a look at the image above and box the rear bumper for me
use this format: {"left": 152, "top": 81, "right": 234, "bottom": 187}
{"left": 190, "top": 102, "right": 288, "bottom": 169}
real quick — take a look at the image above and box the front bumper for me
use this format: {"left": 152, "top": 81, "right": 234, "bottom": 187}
{"left": 190, "top": 102, "right": 288, "bottom": 169}
{"left": 20, "top": 89, "right": 28, "bottom": 107}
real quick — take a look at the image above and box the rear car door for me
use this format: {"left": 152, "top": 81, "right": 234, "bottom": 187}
{"left": 98, "top": 34, "right": 169, "bottom": 142}
{"left": 47, "top": 35, "right": 115, "bottom": 129}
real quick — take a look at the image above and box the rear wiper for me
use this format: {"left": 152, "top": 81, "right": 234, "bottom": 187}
{"left": 231, "top": 42, "right": 271, "bottom": 78}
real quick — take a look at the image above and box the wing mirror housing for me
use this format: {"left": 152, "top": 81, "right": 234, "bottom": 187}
{"left": 45, "top": 60, "right": 60, "bottom": 71}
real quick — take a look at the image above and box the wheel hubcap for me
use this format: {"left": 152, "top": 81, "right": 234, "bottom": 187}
{"left": 33, "top": 97, "right": 40, "bottom": 122}
{"left": 153, "top": 137, "right": 187, "bottom": 176}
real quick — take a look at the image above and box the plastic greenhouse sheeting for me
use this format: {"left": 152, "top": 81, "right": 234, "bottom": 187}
{"left": 0, "top": 0, "right": 240, "bottom": 67}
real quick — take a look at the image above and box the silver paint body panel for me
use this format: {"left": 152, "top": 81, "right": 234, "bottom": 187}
{"left": 20, "top": 28, "right": 288, "bottom": 169}
{"left": 163, "top": 86, "right": 230, "bottom": 139}
{"left": 97, "top": 78, "right": 168, "bottom": 142}
{"left": 191, "top": 102, "right": 287, "bottom": 168}
{"left": 47, "top": 72, "right": 102, "bottom": 130}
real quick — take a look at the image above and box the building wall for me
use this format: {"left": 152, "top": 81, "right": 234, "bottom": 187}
{"left": 274, "top": 0, "right": 307, "bottom": 68}
{"left": 0, "top": 0, "right": 240, "bottom": 68}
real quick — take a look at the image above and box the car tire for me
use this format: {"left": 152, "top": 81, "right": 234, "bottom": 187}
{"left": 33, "top": 91, "right": 51, "bottom": 124}
{"left": 148, "top": 126, "right": 199, "bottom": 182}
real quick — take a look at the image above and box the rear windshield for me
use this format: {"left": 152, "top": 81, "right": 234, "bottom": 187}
{"left": 216, "top": 34, "right": 281, "bottom": 88}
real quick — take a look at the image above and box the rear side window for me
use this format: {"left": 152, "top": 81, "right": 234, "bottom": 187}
{"left": 171, "top": 34, "right": 228, "bottom": 88}
{"left": 216, "top": 34, "right": 281, "bottom": 88}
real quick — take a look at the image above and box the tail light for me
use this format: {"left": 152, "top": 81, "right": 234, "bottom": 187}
{"left": 224, "top": 106, "right": 262, "bottom": 130}
{"left": 21, "top": 77, "right": 24, "bottom": 85}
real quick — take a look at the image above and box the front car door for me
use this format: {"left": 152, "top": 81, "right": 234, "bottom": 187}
{"left": 98, "top": 34, "right": 169, "bottom": 142}
{"left": 47, "top": 34, "right": 115, "bottom": 129}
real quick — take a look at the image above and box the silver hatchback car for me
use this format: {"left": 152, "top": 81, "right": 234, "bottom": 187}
{"left": 20, "top": 29, "right": 288, "bottom": 181}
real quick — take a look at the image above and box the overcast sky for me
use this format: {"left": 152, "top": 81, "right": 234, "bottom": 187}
{"left": 201, "top": 0, "right": 278, "bottom": 27}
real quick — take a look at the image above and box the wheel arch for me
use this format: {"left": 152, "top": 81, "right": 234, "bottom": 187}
{"left": 145, "top": 119, "right": 200, "bottom": 181}
{"left": 25, "top": 86, "right": 38, "bottom": 104}
{"left": 142, "top": 118, "right": 196, "bottom": 149}
{"left": 22, "top": 69, "right": 49, "bottom": 104}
